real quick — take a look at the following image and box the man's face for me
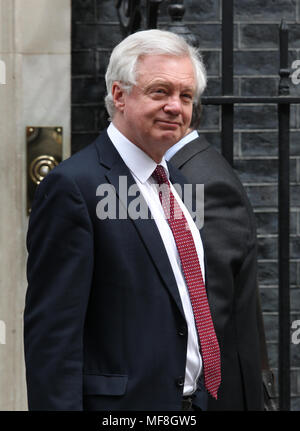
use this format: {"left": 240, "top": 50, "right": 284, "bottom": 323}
{"left": 112, "top": 54, "right": 196, "bottom": 162}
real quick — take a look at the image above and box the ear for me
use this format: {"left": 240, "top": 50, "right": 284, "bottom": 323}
{"left": 112, "top": 82, "right": 126, "bottom": 113}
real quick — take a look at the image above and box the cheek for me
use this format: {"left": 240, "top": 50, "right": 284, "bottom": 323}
{"left": 183, "top": 106, "right": 193, "bottom": 122}
{"left": 124, "top": 106, "right": 139, "bottom": 124}
{"left": 126, "top": 102, "right": 163, "bottom": 131}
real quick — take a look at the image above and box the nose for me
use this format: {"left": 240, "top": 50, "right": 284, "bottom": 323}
{"left": 163, "top": 95, "right": 182, "bottom": 116}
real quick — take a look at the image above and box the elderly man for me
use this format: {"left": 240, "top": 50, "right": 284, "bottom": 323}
{"left": 24, "top": 29, "right": 261, "bottom": 411}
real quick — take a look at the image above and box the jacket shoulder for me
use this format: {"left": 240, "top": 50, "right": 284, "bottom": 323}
{"left": 54, "top": 136, "right": 103, "bottom": 177}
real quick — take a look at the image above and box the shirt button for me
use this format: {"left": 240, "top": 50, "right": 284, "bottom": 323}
{"left": 178, "top": 326, "right": 187, "bottom": 336}
{"left": 176, "top": 377, "right": 184, "bottom": 388}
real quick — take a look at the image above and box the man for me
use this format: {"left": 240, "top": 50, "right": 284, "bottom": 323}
{"left": 24, "top": 29, "right": 263, "bottom": 411}
{"left": 165, "top": 107, "right": 264, "bottom": 410}
{"left": 24, "top": 29, "right": 211, "bottom": 411}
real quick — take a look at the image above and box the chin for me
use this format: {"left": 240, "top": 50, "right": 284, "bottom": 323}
{"left": 159, "top": 131, "right": 181, "bottom": 143}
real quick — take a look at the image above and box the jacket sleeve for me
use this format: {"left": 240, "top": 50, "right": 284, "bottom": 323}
{"left": 24, "top": 169, "right": 94, "bottom": 410}
{"left": 234, "top": 242, "right": 264, "bottom": 410}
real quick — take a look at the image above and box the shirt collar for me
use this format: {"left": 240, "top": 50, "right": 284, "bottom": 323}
{"left": 164, "top": 130, "right": 199, "bottom": 161}
{"left": 107, "top": 122, "right": 169, "bottom": 183}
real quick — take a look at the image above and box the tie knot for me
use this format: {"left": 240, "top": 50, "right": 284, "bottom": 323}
{"left": 152, "top": 165, "right": 169, "bottom": 185}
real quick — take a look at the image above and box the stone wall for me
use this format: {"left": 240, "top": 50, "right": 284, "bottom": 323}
{"left": 71, "top": 0, "right": 300, "bottom": 410}
{"left": 0, "top": 0, "right": 71, "bottom": 410}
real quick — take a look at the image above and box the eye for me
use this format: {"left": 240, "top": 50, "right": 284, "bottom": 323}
{"left": 149, "top": 88, "right": 168, "bottom": 99}
{"left": 155, "top": 88, "right": 167, "bottom": 95}
{"left": 182, "top": 93, "right": 193, "bottom": 101}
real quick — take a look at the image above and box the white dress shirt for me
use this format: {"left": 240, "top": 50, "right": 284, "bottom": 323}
{"left": 107, "top": 122, "right": 204, "bottom": 395}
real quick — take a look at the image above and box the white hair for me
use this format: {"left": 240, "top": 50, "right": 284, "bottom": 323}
{"left": 104, "top": 29, "right": 207, "bottom": 118}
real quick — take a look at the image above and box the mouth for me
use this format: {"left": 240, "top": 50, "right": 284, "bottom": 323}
{"left": 155, "top": 120, "right": 181, "bottom": 129}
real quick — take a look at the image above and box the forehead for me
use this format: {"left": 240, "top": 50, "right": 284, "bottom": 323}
{"left": 135, "top": 54, "right": 196, "bottom": 89}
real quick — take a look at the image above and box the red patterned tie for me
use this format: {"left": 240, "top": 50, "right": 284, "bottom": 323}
{"left": 152, "top": 165, "right": 221, "bottom": 399}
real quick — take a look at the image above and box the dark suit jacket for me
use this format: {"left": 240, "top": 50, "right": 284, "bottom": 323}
{"left": 24, "top": 130, "right": 208, "bottom": 411}
{"left": 169, "top": 136, "right": 263, "bottom": 410}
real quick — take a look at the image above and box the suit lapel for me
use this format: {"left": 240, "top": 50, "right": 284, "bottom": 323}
{"left": 94, "top": 131, "right": 186, "bottom": 319}
{"left": 169, "top": 136, "right": 210, "bottom": 169}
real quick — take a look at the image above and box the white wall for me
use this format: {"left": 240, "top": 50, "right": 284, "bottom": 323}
{"left": 0, "top": 0, "right": 71, "bottom": 410}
